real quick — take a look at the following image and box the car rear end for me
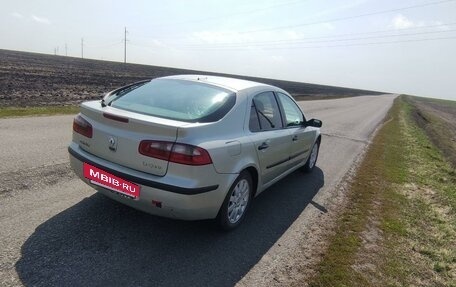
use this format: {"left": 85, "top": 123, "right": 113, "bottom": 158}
{"left": 68, "top": 77, "right": 239, "bottom": 220}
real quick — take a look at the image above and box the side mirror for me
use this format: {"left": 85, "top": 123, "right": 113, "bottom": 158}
{"left": 306, "top": 118, "right": 322, "bottom": 128}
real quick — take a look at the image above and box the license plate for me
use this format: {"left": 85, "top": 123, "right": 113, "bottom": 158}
{"left": 83, "top": 162, "right": 140, "bottom": 198}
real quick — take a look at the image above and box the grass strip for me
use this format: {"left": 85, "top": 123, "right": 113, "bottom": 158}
{"left": 308, "top": 95, "right": 456, "bottom": 286}
{"left": 0, "top": 106, "right": 79, "bottom": 118}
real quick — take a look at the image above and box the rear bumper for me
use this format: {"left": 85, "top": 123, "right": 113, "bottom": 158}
{"left": 68, "top": 143, "right": 237, "bottom": 220}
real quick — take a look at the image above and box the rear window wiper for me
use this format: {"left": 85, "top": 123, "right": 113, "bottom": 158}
{"left": 101, "top": 79, "right": 151, "bottom": 107}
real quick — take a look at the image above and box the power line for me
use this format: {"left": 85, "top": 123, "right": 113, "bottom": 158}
{"left": 179, "top": 28, "right": 456, "bottom": 49}
{"left": 128, "top": 32, "right": 456, "bottom": 51}
{"left": 180, "top": 36, "right": 456, "bottom": 50}
{"left": 178, "top": 21, "right": 456, "bottom": 47}
{"left": 124, "top": 27, "right": 128, "bottom": 63}
{"left": 140, "top": 0, "right": 456, "bottom": 42}
{"left": 291, "top": 35, "right": 456, "bottom": 49}
{"left": 62, "top": 1, "right": 456, "bottom": 59}
{"left": 235, "top": 0, "right": 456, "bottom": 34}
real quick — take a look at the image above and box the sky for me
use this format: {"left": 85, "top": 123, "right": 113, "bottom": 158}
{"left": 1, "top": 0, "right": 456, "bottom": 100}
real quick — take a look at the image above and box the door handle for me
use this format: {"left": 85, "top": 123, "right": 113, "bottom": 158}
{"left": 258, "top": 142, "right": 269, "bottom": 150}
{"left": 292, "top": 135, "right": 298, "bottom": 141}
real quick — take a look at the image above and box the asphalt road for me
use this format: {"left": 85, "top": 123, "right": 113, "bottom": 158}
{"left": 0, "top": 94, "right": 397, "bottom": 287}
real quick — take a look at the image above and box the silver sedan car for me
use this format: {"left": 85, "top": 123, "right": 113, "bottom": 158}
{"left": 69, "top": 75, "right": 322, "bottom": 229}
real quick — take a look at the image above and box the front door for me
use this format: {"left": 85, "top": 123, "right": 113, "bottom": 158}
{"left": 276, "top": 92, "right": 315, "bottom": 166}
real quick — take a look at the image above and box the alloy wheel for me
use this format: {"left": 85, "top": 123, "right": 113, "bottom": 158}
{"left": 227, "top": 179, "right": 250, "bottom": 224}
{"left": 309, "top": 143, "right": 319, "bottom": 169}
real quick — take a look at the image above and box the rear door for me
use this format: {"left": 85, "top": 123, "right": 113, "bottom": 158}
{"left": 248, "top": 92, "right": 291, "bottom": 185}
{"left": 276, "top": 92, "right": 315, "bottom": 166}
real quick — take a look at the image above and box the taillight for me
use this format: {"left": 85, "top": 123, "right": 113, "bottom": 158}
{"left": 170, "top": 143, "right": 212, "bottom": 165}
{"left": 73, "top": 114, "right": 93, "bottom": 138}
{"left": 139, "top": 141, "right": 173, "bottom": 161}
{"left": 139, "top": 140, "right": 212, "bottom": 166}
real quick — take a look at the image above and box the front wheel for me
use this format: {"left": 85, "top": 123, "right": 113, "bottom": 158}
{"left": 217, "top": 172, "right": 252, "bottom": 230}
{"left": 302, "top": 140, "right": 320, "bottom": 173}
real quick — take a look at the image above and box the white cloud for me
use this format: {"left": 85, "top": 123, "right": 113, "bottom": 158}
{"left": 390, "top": 14, "right": 449, "bottom": 31}
{"left": 31, "top": 15, "right": 51, "bottom": 25}
{"left": 391, "top": 14, "right": 417, "bottom": 29}
{"left": 11, "top": 12, "right": 24, "bottom": 19}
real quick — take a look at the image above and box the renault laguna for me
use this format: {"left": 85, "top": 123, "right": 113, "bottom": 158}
{"left": 68, "top": 75, "right": 322, "bottom": 230}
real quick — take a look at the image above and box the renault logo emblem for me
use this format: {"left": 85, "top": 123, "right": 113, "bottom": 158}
{"left": 108, "top": 136, "right": 117, "bottom": 151}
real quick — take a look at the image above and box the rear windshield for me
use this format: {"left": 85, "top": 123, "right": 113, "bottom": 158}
{"left": 109, "top": 79, "right": 236, "bottom": 122}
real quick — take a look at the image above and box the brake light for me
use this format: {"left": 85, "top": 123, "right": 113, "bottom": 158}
{"left": 139, "top": 140, "right": 212, "bottom": 166}
{"left": 139, "top": 141, "right": 173, "bottom": 161}
{"left": 170, "top": 143, "right": 212, "bottom": 165}
{"left": 103, "top": 113, "right": 129, "bottom": 123}
{"left": 73, "top": 114, "right": 93, "bottom": 138}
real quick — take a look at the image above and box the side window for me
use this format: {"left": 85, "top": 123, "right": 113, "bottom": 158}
{"left": 277, "top": 92, "right": 304, "bottom": 127}
{"left": 249, "top": 104, "right": 260, "bottom": 132}
{"left": 249, "top": 92, "right": 283, "bottom": 132}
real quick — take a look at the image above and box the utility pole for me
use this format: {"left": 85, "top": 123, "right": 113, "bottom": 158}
{"left": 65, "top": 43, "right": 68, "bottom": 56}
{"left": 54, "top": 47, "right": 56, "bottom": 55}
{"left": 81, "top": 38, "right": 84, "bottom": 59}
{"left": 124, "top": 27, "right": 127, "bottom": 63}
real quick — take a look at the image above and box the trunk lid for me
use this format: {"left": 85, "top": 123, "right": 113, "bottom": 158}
{"left": 75, "top": 101, "right": 185, "bottom": 176}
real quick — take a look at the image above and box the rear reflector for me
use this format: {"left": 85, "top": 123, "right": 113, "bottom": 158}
{"left": 73, "top": 114, "right": 93, "bottom": 138}
{"left": 103, "top": 113, "right": 129, "bottom": 123}
{"left": 139, "top": 140, "right": 212, "bottom": 166}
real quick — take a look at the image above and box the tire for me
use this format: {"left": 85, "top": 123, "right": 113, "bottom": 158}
{"left": 302, "top": 140, "right": 320, "bottom": 173}
{"left": 217, "top": 171, "right": 252, "bottom": 230}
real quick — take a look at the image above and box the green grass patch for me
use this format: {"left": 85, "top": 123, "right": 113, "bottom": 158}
{"left": 0, "top": 106, "right": 79, "bottom": 118}
{"left": 308, "top": 95, "right": 456, "bottom": 286}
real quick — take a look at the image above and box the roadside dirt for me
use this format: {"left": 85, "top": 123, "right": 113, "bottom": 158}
{"left": 0, "top": 49, "right": 383, "bottom": 107}
{"left": 0, "top": 163, "right": 74, "bottom": 197}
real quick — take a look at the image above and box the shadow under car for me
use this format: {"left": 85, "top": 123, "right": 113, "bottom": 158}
{"left": 16, "top": 167, "right": 324, "bottom": 287}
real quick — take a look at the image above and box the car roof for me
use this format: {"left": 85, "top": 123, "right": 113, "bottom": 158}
{"left": 158, "top": 74, "right": 273, "bottom": 92}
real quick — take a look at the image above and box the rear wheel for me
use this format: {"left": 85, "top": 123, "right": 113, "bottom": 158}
{"left": 217, "top": 172, "right": 252, "bottom": 230}
{"left": 302, "top": 140, "right": 320, "bottom": 173}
